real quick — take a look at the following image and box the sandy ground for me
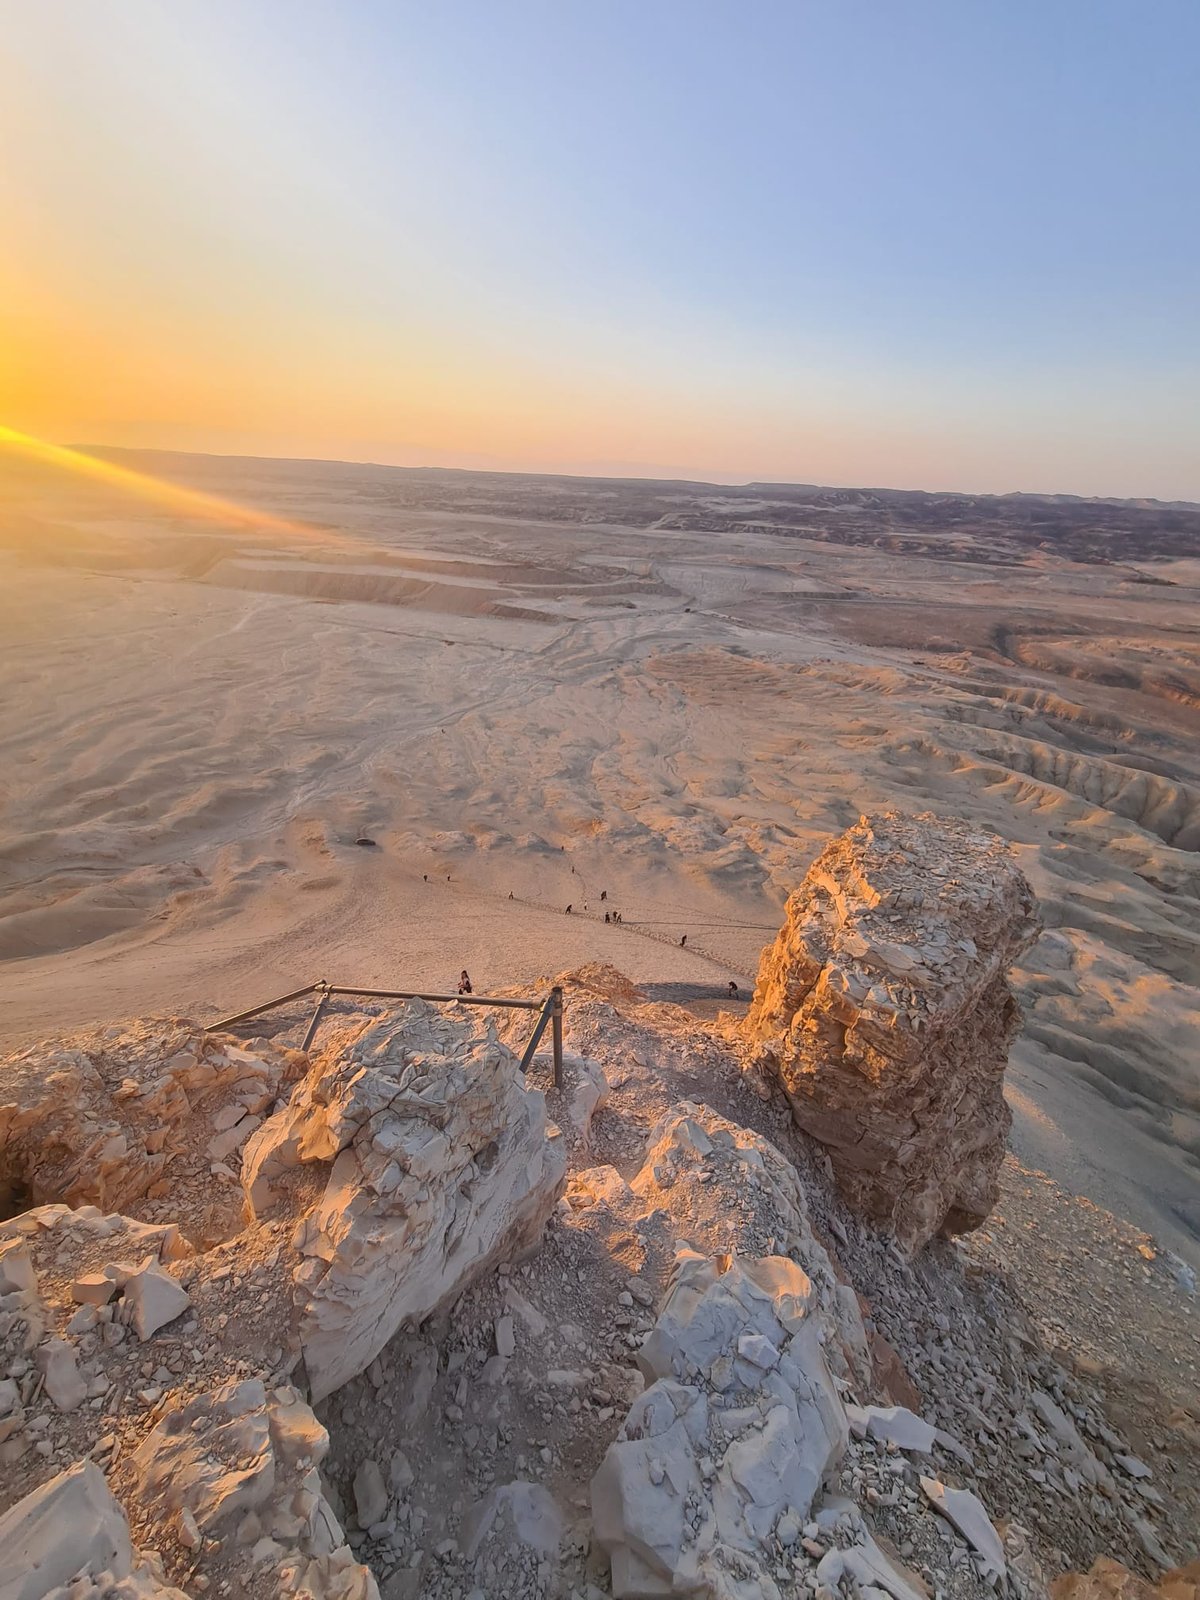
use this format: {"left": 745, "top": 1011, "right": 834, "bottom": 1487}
{"left": 1, "top": 455, "right": 1197, "bottom": 1280}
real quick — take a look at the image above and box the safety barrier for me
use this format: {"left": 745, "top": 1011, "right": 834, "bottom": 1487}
{"left": 206, "top": 981, "right": 564, "bottom": 1086}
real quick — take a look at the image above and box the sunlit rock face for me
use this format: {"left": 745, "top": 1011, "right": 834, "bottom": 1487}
{"left": 746, "top": 810, "right": 1040, "bottom": 1251}
{"left": 242, "top": 999, "right": 567, "bottom": 1400}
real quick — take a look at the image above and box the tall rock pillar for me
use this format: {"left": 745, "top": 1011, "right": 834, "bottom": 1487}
{"left": 746, "top": 811, "right": 1040, "bottom": 1251}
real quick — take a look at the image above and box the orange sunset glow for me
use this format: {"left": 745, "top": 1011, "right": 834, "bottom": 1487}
{"left": 0, "top": 426, "right": 323, "bottom": 541}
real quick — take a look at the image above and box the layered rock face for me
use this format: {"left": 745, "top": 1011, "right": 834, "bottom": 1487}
{"left": 0, "top": 1021, "right": 301, "bottom": 1243}
{"left": 243, "top": 1000, "right": 567, "bottom": 1400}
{"left": 746, "top": 811, "right": 1039, "bottom": 1250}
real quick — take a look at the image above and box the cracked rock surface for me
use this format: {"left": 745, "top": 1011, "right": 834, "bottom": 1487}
{"left": 243, "top": 1001, "right": 566, "bottom": 1400}
{"left": 0, "top": 822, "right": 1194, "bottom": 1600}
{"left": 745, "top": 810, "right": 1040, "bottom": 1250}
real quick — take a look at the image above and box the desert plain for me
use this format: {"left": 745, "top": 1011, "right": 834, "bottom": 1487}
{"left": 0, "top": 448, "right": 1198, "bottom": 1279}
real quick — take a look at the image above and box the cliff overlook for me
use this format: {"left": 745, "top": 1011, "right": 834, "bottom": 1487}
{"left": 0, "top": 816, "right": 1196, "bottom": 1600}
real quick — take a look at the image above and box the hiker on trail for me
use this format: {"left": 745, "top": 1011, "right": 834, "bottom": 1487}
{"left": 600, "top": 890, "right": 607, "bottom": 901}
{"left": 728, "top": 981, "right": 739, "bottom": 999}
{"left": 565, "top": 904, "right": 573, "bottom": 914}
{"left": 458, "top": 970, "right": 473, "bottom": 995}
{"left": 423, "top": 874, "right": 428, "bottom": 882}
{"left": 605, "top": 911, "right": 611, "bottom": 924}
{"left": 680, "top": 934, "right": 687, "bottom": 947}
{"left": 508, "top": 891, "right": 514, "bottom": 900}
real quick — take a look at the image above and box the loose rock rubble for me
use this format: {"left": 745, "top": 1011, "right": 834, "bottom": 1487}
{"left": 1, "top": 1003, "right": 562, "bottom": 1599}
{"left": 1, "top": 816, "right": 1195, "bottom": 1600}
{"left": 745, "top": 810, "right": 1040, "bottom": 1250}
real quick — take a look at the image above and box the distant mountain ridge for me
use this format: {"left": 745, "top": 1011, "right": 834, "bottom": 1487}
{"left": 71, "top": 445, "right": 1200, "bottom": 512}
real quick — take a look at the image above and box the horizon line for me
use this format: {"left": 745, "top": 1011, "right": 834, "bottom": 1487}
{"left": 72, "top": 441, "right": 1200, "bottom": 512}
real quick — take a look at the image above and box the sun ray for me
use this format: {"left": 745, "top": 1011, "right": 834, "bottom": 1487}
{"left": 0, "top": 425, "right": 346, "bottom": 548}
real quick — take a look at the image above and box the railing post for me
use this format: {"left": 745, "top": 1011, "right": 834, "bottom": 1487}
{"left": 551, "top": 985, "right": 564, "bottom": 1089}
{"left": 517, "top": 991, "right": 554, "bottom": 1075}
{"left": 301, "top": 981, "right": 330, "bottom": 1052}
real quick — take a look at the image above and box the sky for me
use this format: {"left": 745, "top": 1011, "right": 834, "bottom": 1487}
{"left": 2, "top": 1, "right": 1198, "bottom": 498}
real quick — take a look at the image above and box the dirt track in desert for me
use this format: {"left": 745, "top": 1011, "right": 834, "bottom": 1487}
{"left": 1, "top": 451, "right": 1198, "bottom": 1266}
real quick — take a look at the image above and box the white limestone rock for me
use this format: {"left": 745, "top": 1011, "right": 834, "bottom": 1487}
{"left": 72, "top": 1271, "right": 119, "bottom": 1306}
{"left": 569, "top": 1099, "right": 871, "bottom": 1387}
{"left": 388, "top": 1449, "right": 414, "bottom": 1494}
{"left": 558, "top": 1054, "right": 609, "bottom": 1148}
{"left": 20, "top": 1206, "right": 191, "bottom": 1264}
{"left": 920, "top": 1475, "right": 1006, "bottom": 1583}
{"left": 1027, "top": 1391, "right": 1111, "bottom": 1487}
{"left": 36, "top": 1337, "right": 87, "bottom": 1413}
{"left": 461, "top": 1480, "right": 563, "bottom": 1559}
{"left": 0, "top": 1460, "right": 188, "bottom": 1600}
{"left": 1030, "top": 1388, "right": 1084, "bottom": 1449}
{"left": 134, "top": 1378, "right": 306, "bottom": 1531}
{"left": 278, "top": 1547, "right": 379, "bottom": 1600}
{"left": 0, "top": 1238, "right": 46, "bottom": 1352}
{"left": 593, "top": 1249, "right": 849, "bottom": 1598}
{"left": 592, "top": 1380, "right": 707, "bottom": 1598}
{"left": 846, "top": 1402, "right": 937, "bottom": 1453}
{"left": 353, "top": 1460, "right": 388, "bottom": 1529}
{"left": 242, "top": 1001, "right": 566, "bottom": 1400}
{"left": 128, "top": 1377, "right": 378, "bottom": 1597}
{"left": 207, "top": 1114, "right": 261, "bottom": 1163}
{"left": 817, "top": 1529, "right": 930, "bottom": 1600}
{"left": 0, "top": 1238, "right": 36, "bottom": 1296}
{"left": 123, "top": 1258, "right": 190, "bottom": 1340}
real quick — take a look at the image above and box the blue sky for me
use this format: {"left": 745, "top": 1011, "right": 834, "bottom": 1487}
{"left": 2, "top": 1, "right": 1197, "bottom": 495}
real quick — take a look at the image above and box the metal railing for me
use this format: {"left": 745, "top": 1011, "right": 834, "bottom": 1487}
{"left": 206, "top": 981, "right": 564, "bottom": 1086}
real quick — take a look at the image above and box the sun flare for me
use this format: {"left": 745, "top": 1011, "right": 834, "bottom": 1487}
{"left": 0, "top": 424, "right": 327, "bottom": 544}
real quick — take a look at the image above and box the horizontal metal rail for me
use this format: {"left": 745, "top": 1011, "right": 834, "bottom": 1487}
{"left": 324, "top": 986, "right": 543, "bottom": 1010}
{"left": 206, "top": 980, "right": 563, "bottom": 1086}
{"left": 206, "top": 982, "right": 322, "bottom": 1031}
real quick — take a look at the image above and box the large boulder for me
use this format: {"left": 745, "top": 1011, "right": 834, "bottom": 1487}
{"left": 592, "top": 1249, "right": 849, "bottom": 1599}
{"left": 746, "top": 811, "right": 1039, "bottom": 1251}
{"left": 562, "top": 1098, "right": 870, "bottom": 1387}
{"left": 129, "top": 1376, "right": 376, "bottom": 1599}
{"left": 0, "top": 1460, "right": 189, "bottom": 1600}
{"left": 242, "top": 1000, "right": 566, "bottom": 1400}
